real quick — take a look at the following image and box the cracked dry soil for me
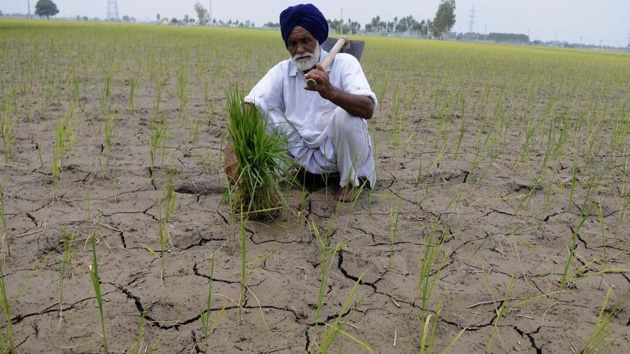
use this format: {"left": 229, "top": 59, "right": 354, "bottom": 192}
{"left": 2, "top": 31, "right": 630, "bottom": 354}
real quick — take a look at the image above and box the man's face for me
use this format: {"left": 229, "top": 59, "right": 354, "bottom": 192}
{"left": 287, "top": 26, "right": 320, "bottom": 71}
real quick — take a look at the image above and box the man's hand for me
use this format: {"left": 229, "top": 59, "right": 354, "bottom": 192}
{"left": 304, "top": 63, "right": 333, "bottom": 95}
{"left": 304, "top": 64, "right": 374, "bottom": 119}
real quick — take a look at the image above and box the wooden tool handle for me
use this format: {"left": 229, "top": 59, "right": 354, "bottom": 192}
{"left": 306, "top": 36, "right": 347, "bottom": 88}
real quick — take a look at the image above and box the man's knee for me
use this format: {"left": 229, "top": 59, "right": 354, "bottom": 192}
{"left": 332, "top": 109, "right": 365, "bottom": 136}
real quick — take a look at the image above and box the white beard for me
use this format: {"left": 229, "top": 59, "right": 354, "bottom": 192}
{"left": 291, "top": 42, "right": 321, "bottom": 72}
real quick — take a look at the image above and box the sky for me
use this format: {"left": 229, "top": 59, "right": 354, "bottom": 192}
{"left": 3, "top": 0, "right": 629, "bottom": 46}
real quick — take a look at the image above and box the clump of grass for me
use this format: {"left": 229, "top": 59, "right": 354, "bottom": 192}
{"left": 225, "top": 88, "right": 293, "bottom": 220}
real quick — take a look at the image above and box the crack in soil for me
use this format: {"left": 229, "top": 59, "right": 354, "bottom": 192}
{"left": 114, "top": 283, "right": 299, "bottom": 331}
{"left": 337, "top": 249, "right": 379, "bottom": 292}
{"left": 514, "top": 325, "right": 543, "bottom": 353}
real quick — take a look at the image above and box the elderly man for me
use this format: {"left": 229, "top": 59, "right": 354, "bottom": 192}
{"left": 239, "top": 3, "right": 377, "bottom": 201}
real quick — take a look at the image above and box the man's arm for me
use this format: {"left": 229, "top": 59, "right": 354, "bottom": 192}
{"left": 304, "top": 63, "right": 375, "bottom": 119}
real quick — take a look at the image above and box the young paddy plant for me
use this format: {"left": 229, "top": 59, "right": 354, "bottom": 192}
{"left": 388, "top": 197, "right": 403, "bottom": 269}
{"left": 225, "top": 88, "right": 293, "bottom": 220}
{"left": 200, "top": 252, "right": 227, "bottom": 345}
{"left": 88, "top": 232, "right": 108, "bottom": 352}
{"left": 52, "top": 104, "right": 79, "bottom": 197}
{"left": 58, "top": 230, "right": 77, "bottom": 318}
{"left": 485, "top": 271, "right": 515, "bottom": 354}
{"left": 176, "top": 65, "right": 190, "bottom": 121}
{"left": 308, "top": 217, "right": 372, "bottom": 352}
{"left": 415, "top": 217, "right": 451, "bottom": 320}
{"left": 0, "top": 181, "right": 8, "bottom": 257}
{"left": 580, "top": 287, "right": 628, "bottom": 353}
{"left": 0, "top": 259, "right": 14, "bottom": 350}
{"left": 128, "top": 76, "right": 139, "bottom": 113}
{"left": 316, "top": 273, "right": 373, "bottom": 354}
{"left": 100, "top": 110, "right": 118, "bottom": 174}
{"left": 1, "top": 86, "right": 18, "bottom": 163}
{"left": 148, "top": 113, "right": 169, "bottom": 170}
{"left": 156, "top": 167, "right": 178, "bottom": 281}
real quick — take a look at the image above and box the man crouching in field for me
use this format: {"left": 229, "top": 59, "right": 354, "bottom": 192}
{"left": 227, "top": 3, "right": 377, "bottom": 202}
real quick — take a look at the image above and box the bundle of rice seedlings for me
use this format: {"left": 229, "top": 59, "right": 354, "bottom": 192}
{"left": 225, "top": 88, "right": 294, "bottom": 220}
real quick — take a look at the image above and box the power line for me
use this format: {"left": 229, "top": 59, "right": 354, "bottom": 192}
{"left": 106, "top": 0, "right": 119, "bottom": 21}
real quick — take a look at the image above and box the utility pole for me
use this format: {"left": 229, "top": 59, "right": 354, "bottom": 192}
{"left": 27, "top": 0, "right": 31, "bottom": 18}
{"left": 627, "top": 30, "right": 630, "bottom": 48}
{"left": 340, "top": 8, "right": 343, "bottom": 35}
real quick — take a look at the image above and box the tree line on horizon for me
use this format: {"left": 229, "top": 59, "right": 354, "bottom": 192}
{"left": 10, "top": 0, "right": 626, "bottom": 49}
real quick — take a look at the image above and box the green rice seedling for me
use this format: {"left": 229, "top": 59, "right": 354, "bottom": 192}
{"left": 1, "top": 87, "right": 18, "bottom": 163}
{"left": 0, "top": 181, "right": 8, "bottom": 257}
{"left": 103, "top": 110, "right": 117, "bottom": 153}
{"left": 0, "top": 259, "right": 15, "bottom": 350}
{"left": 418, "top": 296, "right": 445, "bottom": 354}
{"left": 100, "top": 65, "right": 115, "bottom": 113}
{"left": 132, "top": 310, "right": 146, "bottom": 354}
{"left": 128, "top": 77, "right": 139, "bottom": 113}
{"left": 69, "top": 68, "right": 80, "bottom": 106}
{"left": 485, "top": 272, "right": 515, "bottom": 353}
{"left": 188, "top": 116, "right": 203, "bottom": 149}
{"left": 225, "top": 88, "right": 294, "bottom": 220}
{"left": 52, "top": 105, "right": 78, "bottom": 197}
{"left": 317, "top": 284, "right": 374, "bottom": 354}
{"left": 88, "top": 232, "right": 108, "bottom": 352}
{"left": 153, "top": 76, "right": 168, "bottom": 114}
{"left": 453, "top": 107, "right": 469, "bottom": 162}
{"left": 148, "top": 114, "right": 169, "bottom": 169}
{"left": 238, "top": 209, "right": 247, "bottom": 310}
{"left": 558, "top": 201, "right": 593, "bottom": 292}
{"left": 415, "top": 217, "right": 450, "bottom": 320}
{"left": 156, "top": 167, "right": 178, "bottom": 281}
{"left": 0, "top": 249, "right": 54, "bottom": 350}
{"left": 388, "top": 197, "right": 403, "bottom": 269}
{"left": 58, "top": 230, "right": 76, "bottom": 318}
{"left": 312, "top": 220, "right": 356, "bottom": 328}
{"left": 580, "top": 287, "right": 627, "bottom": 353}
{"left": 176, "top": 66, "right": 189, "bottom": 121}
{"left": 200, "top": 252, "right": 226, "bottom": 345}
{"left": 316, "top": 271, "right": 372, "bottom": 353}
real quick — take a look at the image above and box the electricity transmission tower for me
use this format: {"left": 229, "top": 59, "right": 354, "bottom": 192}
{"left": 107, "top": 0, "right": 119, "bottom": 21}
{"left": 468, "top": 3, "right": 476, "bottom": 33}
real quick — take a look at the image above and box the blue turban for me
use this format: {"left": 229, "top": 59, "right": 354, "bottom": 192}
{"left": 280, "top": 4, "right": 328, "bottom": 47}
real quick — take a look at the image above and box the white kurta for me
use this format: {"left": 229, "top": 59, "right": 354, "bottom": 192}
{"left": 244, "top": 49, "right": 378, "bottom": 188}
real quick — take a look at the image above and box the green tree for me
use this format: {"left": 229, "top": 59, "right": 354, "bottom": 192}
{"left": 194, "top": 2, "right": 209, "bottom": 26}
{"left": 35, "top": 0, "right": 59, "bottom": 19}
{"left": 433, "top": 0, "right": 456, "bottom": 39}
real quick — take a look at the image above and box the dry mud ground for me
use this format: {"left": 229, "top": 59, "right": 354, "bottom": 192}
{"left": 2, "top": 32, "right": 630, "bottom": 353}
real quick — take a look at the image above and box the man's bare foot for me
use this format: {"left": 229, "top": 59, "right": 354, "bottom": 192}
{"left": 336, "top": 185, "right": 357, "bottom": 202}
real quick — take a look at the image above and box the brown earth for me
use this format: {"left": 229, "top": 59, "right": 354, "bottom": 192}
{"left": 2, "top": 30, "right": 630, "bottom": 354}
